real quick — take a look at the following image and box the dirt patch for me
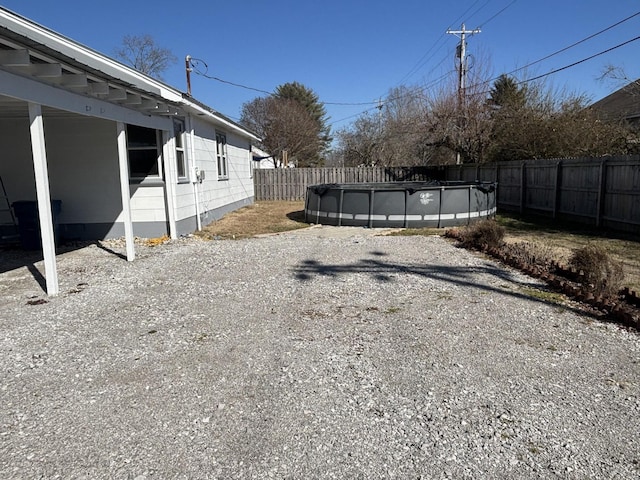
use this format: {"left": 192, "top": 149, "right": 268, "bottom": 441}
{"left": 196, "top": 201, "right": 307, "bottom": 240}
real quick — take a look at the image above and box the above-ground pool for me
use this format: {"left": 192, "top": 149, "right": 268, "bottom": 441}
{"left": 304, "top": 181, "right": 497, "bottom": 228}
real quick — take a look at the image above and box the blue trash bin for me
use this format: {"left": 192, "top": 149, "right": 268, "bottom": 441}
{"left": 12, "top": 200, "right": 62, "bottom": 250}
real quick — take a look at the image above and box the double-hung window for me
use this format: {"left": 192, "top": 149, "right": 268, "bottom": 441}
{"left": 173, "top": 119, "right": 188, "bottom": 182}
{"left": 127, "top": 124, "right": 161, "bottom": 182}
{"left": 216, "top": 132, "right": 228, "bottom": 180}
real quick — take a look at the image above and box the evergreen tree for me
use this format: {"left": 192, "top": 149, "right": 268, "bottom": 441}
{"left": 487, "top": 74, "right": 526, "bottom": 110}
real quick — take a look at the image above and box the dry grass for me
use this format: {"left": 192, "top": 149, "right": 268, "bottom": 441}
{"left": 196, "top": 201, "right": 307, "bottom": 240}
{"left": 498, "top": 214, "right": 640, "bottom": 291}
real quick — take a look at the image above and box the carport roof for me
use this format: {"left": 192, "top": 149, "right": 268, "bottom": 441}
{"left": 0, "top": 6, "right": 259, "bottom": 141}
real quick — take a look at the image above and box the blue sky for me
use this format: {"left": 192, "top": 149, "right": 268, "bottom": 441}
{"left": 2, "top": 1, "right": 639, "bottom": 133}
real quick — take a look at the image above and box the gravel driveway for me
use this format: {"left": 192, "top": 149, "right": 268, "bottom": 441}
{"left": 1, "top": 226, "right": 639, "bottom": 479}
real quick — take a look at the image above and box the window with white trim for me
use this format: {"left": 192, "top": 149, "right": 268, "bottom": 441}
{"left": 127, "top": 124, "right": 161, "bottom": 181}
{"left": 216, "top": 132, "right": 228, "bottom": 179}
{"left": 173, "top": 119, "right": 188, "bottom": 182}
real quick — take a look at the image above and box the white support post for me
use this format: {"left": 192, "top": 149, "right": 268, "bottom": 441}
{"left": 116, "top": 122, "right": 135, "bottom": 261}
{"left": 28, "top": 102, "right": 59, "bottom": 296}
{"left": 162, "top": 130, "right": 178, "bottom": 239}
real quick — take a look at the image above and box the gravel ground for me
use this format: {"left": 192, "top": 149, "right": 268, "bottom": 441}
{"left": 1, "top": 225, "right": 639, "bottom": 479}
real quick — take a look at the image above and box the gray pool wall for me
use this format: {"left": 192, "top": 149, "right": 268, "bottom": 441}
{"left": 304, "top": 181, "right": 497, "bottom": 228}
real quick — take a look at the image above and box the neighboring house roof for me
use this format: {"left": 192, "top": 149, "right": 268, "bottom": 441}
{"left": 0, "top": 6, "right": 259, "bottom": 141}
{"left": 591, "top": 80, "right": 640, "bottom": 123}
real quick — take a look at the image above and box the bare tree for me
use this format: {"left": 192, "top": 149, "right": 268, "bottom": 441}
{"left": 379, "top": 86, "right": 430, "bottom": 166}
{"left": 420, "top": 77, "right": 493, "bottom": 164}
{"left": 335, "top": 86, "right": 432, "bottom": 167}
{"left": 335, "top": 113, "right": 384, "bottom": 166}
{"left": 599, "top": 64, "right": 640, "bottom": 95}
{"left": 114, "top": 34, "right": 177, "bottom": 80}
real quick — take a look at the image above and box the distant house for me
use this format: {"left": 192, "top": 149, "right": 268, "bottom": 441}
{"left": 591, "top": 80, "right": 640, "bottom": 130}
{"left": 251, "top": 146, "right": 295, "bottom": 169}
{"left": 0, "top": 7, "right": 260, "bottom": 294}
{"left": 252, "top": 146, "right": 277, "bottom": 169}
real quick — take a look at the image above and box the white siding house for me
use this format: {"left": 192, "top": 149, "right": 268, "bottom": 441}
{"left": 0, "top": 7, "right": 259, "bottom": 294}
{"left": 251, "top": 146, "right": 295, "bottom": 169}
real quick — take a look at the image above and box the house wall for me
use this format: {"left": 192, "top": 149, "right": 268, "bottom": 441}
{"left": 188, "top": 116, "right": 254, "bottom": 230}
{"left": 43, "top": 116, "right": 172, "bottom": 239}
{"left": 0, "top": 116, "right": 36, "bottom": 210}
{"left": 45, "top": 116, "right": 122, "bottom": 235}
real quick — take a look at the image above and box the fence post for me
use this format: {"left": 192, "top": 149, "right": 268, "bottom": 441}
{"left": 553, "top": 160, "right": 562, "bottom": 219}
{"left": 468, "top": 185, "right": 472, "bottom": 225}
{"left": 494, "top": 163, "right": 500, "bottom": 210}
{"left": 520, "top": 161, "right": 527, "bottom": 215}
{"left": 368, "top": 189, "right": 375, "bottom": 228}
{"left": 596, "top": 158, "right": 607, "bottom": 227}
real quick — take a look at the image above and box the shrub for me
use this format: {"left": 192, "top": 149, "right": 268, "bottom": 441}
{"left": 568, "top": 244, "right": 624, "bottom": 299}
{"left": 504, "top": 241, "right": 556, "bottom": 267}
{"left": 459, "top": 219, "right": 505, "bottom": 250}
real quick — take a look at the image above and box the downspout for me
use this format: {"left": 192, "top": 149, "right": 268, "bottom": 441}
{"left": 187, "top": 115, "right": 202, "bottom": 231}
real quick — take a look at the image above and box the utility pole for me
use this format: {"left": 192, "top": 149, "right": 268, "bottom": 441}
{"left": 185, "top": 55, "right": 192, "bottom": 96}
{"left": 446, "top": 24, "right": 481, "bottom": 164}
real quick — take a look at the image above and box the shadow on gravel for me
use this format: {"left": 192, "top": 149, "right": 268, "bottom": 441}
{"left": 0, "top": 241, "right": 125, "bottom": 293}
{"left": 95, "top": 242, "right": 127, "bottom": 260}
{"left": 292, "top": 255, "right": 597, "bottom": 317}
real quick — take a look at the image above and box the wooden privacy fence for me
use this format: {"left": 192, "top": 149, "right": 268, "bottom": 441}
{"left": 253, "top": 166, "right": 439, "bottom": 201}
{"left": 253, "top": 156, "right": 640, "bottom": 232}
{"left": 444, "top": 155, "right": 640, "bottom": 232}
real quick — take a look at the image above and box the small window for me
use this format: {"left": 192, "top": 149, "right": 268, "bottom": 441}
{"left": 174, "top": 119, "right": 187, "bottom": 181}
{"left": 216, "top": 132, "right": 228, "bottom": 179}
{"left": 127, "top": 124, "right": 161, "bottom": 180}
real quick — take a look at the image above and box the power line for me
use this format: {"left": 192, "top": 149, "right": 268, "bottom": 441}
{"left": 475, "top": 0, "right": 518, "bottom": 28}
{"left": 515, "top": 34, "right": 640, "bottom": 86}
{"left": 334, "top": 33, "right": 640, "bottom": 129}
{"left": 328, "top": 105, "right": 382, "bottom": 128}
{"left": 466, "top": 10, "right": 640, "bottom": 94}
{"left": 395, "top": 0, "right": 486, "bottom": 88}
{"left": 391, "top": 0, "right": 513, "bottom": 101}
{"left": 191, "top": 8, "right": 640, "bottom": 132}
{"left": 188, "top": 57, "right": 380, "bottom": 106}
{"left": 329, "top": 71, "right": 456, "bottom": 129}
{"left": 464, "top": 0, "right": 492, "bottom": 26}
{"left": 505, "top": 10, "right": 640, "bottom": 78}
{"left": 186, "top": 3, "right": 509, "bottom": 120}
{"left": 189, "top": 58, "right": 272, "bottom": 95}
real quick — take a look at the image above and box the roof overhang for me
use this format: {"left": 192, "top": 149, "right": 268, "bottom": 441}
{"left": 0, "top": 6, "right": 259, "bottom": 140}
